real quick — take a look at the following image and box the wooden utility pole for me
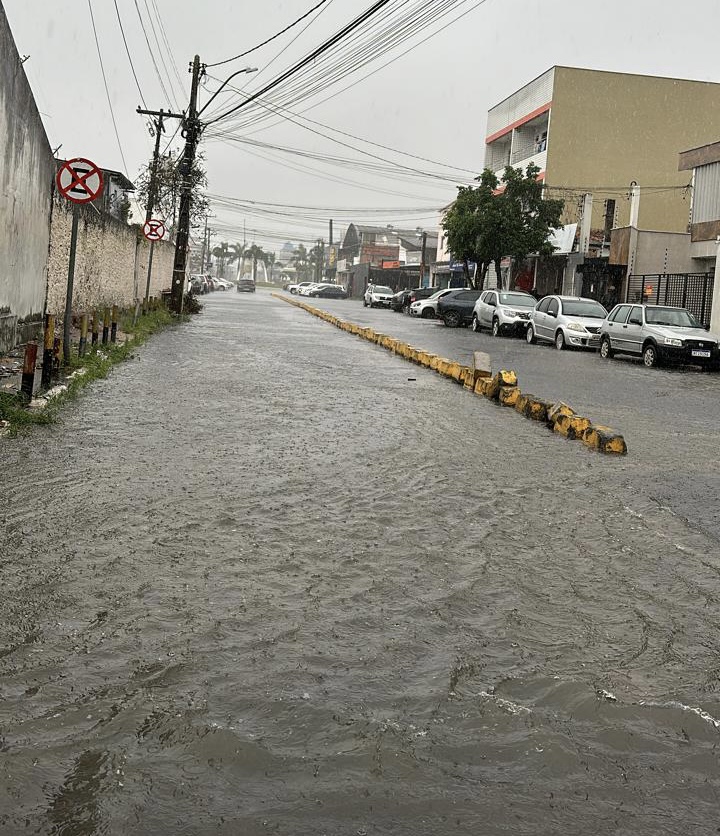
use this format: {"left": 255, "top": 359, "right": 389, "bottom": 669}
{"left": 419, "top": 230, "right": 428, "bottom": 288}
{"left": 171, "top": 55, "right": 203, "bottom": 313}
{"left": 136, "top": 107, "right": 184, "bottom": 303}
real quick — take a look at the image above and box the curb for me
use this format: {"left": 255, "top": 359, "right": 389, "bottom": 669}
{"left": 273, "top": 293, "right": 627, "bottom": 455}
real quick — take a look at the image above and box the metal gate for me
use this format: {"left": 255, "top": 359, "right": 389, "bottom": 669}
{"left": 626, "top": 273, "right": 714, "bottom": 327}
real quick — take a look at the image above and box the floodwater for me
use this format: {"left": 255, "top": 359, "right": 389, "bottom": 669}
{"left": 2, "top": 291, "right": 719, "bottom": 835}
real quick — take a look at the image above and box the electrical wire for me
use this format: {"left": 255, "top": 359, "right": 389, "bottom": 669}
{"left": 207, "top": 0, "right": 331, "bottom": 68}
{"left": 205, "top": 0, "right": 395, "bottom": 126}
{"left": 87, "top": 0, "right": 130, "bottom": 173}
{"left": 142, "top": 0, "right": 184, "bottom": 106}
{"left": 113, "top": 0, "right": 148, "bottom": 109}
{"left": 132, "top": 0, "right": 178, "bottom": 109}
{"left": 149, "top": 0, "right": 186, "bottom": 91}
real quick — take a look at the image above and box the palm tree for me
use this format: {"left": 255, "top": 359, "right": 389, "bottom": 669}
{"left": 244, "top": 244, "right": 268, "bottom": 282}
{"left": 291, "top": 244, "right": 310, "bottom": 281}
{"left": 212, "top": 241, "right": 231, "bottom": 277}
{"left": 228, "top": 242, "right": 247, "bottom": 278}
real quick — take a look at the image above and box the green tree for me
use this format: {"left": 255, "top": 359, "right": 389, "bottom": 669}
{"left": 136, "top": 150, "right": 209, "bottom": 229}
{"left": 212, "top": 241, "right": 231, "bottom": 277}
{"left": 442, "top": 163, "right": 564, "bottom": 290}
{"left": 291, "top": 244, "right": 311, "bottom": 281}
{"left": 228, "top": 243, "right": 247, "bottom": 277}
{"left": 244, "top": 244, "right": 270, "bottom": 281}
{"left": 308, "top": 243, "right": 325, "bottom": 282}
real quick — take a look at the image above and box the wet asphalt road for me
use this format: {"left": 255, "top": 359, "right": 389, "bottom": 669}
{"left": 2, "top": 290, "right": 720, "bottom": 835}
{"left": 306, "top": 293, "right": 720, "bottom": 541}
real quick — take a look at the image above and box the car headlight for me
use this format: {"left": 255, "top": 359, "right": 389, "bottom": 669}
{"left": 663, "top": 337, "right": 683, "bottom": 346}
{"left": 501, "top": 309, "right": 518, "bottom": 318}
{"left": 566, "top": 322, "right": 586, "bottom": 332}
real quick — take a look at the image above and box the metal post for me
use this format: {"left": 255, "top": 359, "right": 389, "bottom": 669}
{"left": 63, "top": 203, "right": 80, "bottom": 364}
{"left": 145, "top": 240, "right": 155, "bottom": 303}
{"left": 110, "top": 305, "right": 118, "bottom": 343}
{"left": 419, "top": 231, "right": 427, "bottom": 288}
{"left": 21, "top": 342, "right": 38, "bottom": 403}
{"left": 79, "top": 314, "right": 88, "bottom": 357}
{"left": 41, "top": 314, "right": 55, "bottom": 389}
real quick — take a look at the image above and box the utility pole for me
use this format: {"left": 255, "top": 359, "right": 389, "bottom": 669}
{"left": 136, "top": 107, "right": 184, "bottom": 303}
{"left": 171, "top": 54, "right": 203, "bottom": 313}
{"left": 419, "top": 230, "right": 428, "bottom": 288}
{"left": 200, "top": 214, "right": 209, "bottom": 274}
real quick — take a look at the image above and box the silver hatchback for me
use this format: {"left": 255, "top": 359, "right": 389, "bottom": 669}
{"left": 598, "top": 303, "right": 719, "bottom": 368}
{"left": 526, "top": 295, "right": 608, "bottom": 350}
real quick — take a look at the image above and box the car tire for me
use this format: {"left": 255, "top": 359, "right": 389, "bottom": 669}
{"left": 492, "top": 318, "right": 501, "bottom": 337}
{"left": 444, "top": 311, "right": 461, "bottom": 328}
{"left": 643, "top": 343, "right": 658, "bottom": 368}
{"left": 555, "top": 330, "right": 565, "bottom": 350}
{"left": 471, "top": 315, "right": 481, "bottom": 333}
{"left": 599, "top": 337, "right": 613, "bottom": 359}
{"left": 526, "top": 324, "right": 536, "bottom": 344}
{"left": 421, "top": 308, "right": 434, "bottom": 319}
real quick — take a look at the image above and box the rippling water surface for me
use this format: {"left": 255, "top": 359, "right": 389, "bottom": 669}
{"left": 1, "top": 293, "right": 719, "bottom": 835}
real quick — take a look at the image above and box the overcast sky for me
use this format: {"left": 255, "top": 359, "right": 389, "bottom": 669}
{"left": 5, "top": 0, "right": 720, "bottom": 254}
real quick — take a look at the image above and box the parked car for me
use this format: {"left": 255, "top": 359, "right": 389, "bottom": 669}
{"left": 292, "top": 282, "right": 314, "bottom": 295}
{"left": 309, "top": 284, "right": 347, "bottom": 299}
{"left": 189, "top": 275, "right": 206, "bottom": 294}
{"left": 598, "top": 303, "right": 719, "bottom": 368}
{"left": 526, "top": 295, "right": 607, "bottom": 350}
{"left": 409, "top": 288, "right": 457, "bottom": 319}
{"left": 472, "top": 289, "right": 536, "bottom": 336}
{"left": 299, "top": 283, "right": 322, "bottom": 296}
{"left": 363, "top": 284, "right": 394, "bottom": 308}
{"left": 215, "top": 278, "right": 233, "bottom": 290}
{"left": 390, "top": 289, "right": 411, "bottom": 312}
{"left": 237, "top": 277, "right": 256, "bottom": 293}
{"left": 437, "top": 288, "right": 482, "bottom": 327}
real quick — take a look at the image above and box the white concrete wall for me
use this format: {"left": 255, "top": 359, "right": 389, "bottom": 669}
{"left": 47, "top": 195, "right": 175, "bottom": 315}
{"left": 0, "top": 4, "right": 54, "bottom": 334}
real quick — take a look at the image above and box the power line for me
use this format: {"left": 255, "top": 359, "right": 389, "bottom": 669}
{"left": 87, "top": 0, "right": 130, "bottom": 173}
{"left": 113, "top": 0, "right": 148, "bottom": 109}
{"left": 207, "top": 0, "right": 331, "bottom": 68}
{"left": 132, "top": 0, "right": 178, "bottom": 109}
{"left": 205, "top": 0, "right": 395, "bottom": 126}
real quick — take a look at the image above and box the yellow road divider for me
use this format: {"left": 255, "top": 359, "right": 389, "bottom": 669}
{"left": 272, "top": 293, "right": 627, "bottom": 455}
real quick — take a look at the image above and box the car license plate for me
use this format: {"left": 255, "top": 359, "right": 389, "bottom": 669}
{"left": 692, "top": 350, "right": 711, "bottom": 358}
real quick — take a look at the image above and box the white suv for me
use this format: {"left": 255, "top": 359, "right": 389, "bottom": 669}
{"left": 363, "top": 284, "right": 394, "bottom": 308}
{"left": 472, "top": 289, "right": 536, "bottom": 337}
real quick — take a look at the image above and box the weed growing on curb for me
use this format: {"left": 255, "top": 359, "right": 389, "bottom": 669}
{"left": 0, "top": 308, "right": 180, "bottom": 437}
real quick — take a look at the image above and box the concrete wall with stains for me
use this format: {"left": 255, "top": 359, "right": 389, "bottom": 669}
{"left": 46, "top": 195, "right": 175, "bottom": 316}
{"left": 0, "top": 3, "right": 55, "bottom": 349}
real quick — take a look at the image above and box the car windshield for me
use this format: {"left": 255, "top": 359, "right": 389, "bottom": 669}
{"left": 561, "top": 300, "right": 607, "bottom": 318}
{"left": 373, "top": 286, "right": 393, "bottom": 294}
{"left": 499, "top": 292, "right": 535, "bottom": 308}
{"left": 645, "top": 306, "right": 702, "bottom": 327}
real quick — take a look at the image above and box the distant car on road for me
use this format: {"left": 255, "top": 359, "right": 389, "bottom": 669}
{"left": 526, "top": 295, "right": 607, "bottom": 350}
{"left": 598, "top": 303, "right": 719, "bottom": 368}
{"left": 409, "top": 288, "right": 456, "bottom": 319}
{"left": 437, "top": 288, "right": 482, "bottom": 327}
{"left": 237, "top": 277, "right": 256, "bottom": 293}
{"left": 215, "top": 278, "right": 233, "bottom": 291}
{"left": 472, "top": 289, "right": 536, "bottom": 336}
{"left": 292, "top": 282, "right": 314, "bottom": 295}
{"left": 363, "top": 284, "right": 394, "bottom": 308}
{"left": 309, "top": 284, "right": 347, "bottom": 299}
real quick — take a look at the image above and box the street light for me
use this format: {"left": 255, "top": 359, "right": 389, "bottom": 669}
{"left": 197, "top": 67, "right": 258, "bottom": 118}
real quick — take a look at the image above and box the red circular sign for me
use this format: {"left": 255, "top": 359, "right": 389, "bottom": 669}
{"left": 56, "top": 157, "right": 104, "bottom": 204}
{"left": 143, "top": 219, "right": 166, "bottom": 241}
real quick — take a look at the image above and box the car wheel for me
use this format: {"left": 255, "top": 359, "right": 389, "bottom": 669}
{"left": 471, "top": 314, "right": 481, "bottom": 333}
{"left": 555, "top": 330, "right": 565, "bottom": 350}
{"left": 421, "top": 308, "right": 435, "bottom": 319}
{"left": 444, "top": 311, "right": 461, "bottom": 328}
{"left": 492, "top": 318, "right": 501, "bottom": 337}
{"left": 643, "top": 343, "right": 658, "bottom": 368}
{"left": 599, "top": 337, "right": 613, "bottom": 359}
{"left": 526, "top": 324, "right": 536, "bottom": 344}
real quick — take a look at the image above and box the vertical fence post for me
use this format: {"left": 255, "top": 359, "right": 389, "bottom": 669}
{"left": 79, "top": 314, "right": 88, "bottom": 358}
{"left": 102, "top": 308, "right": 110, "bottom": 345}
{"left": 92, "top": 310, "right": 99, "bottom": 346}
{"left": 41, "top": 314, "right": 55, "bottom": 389}
{"left": 110, "top": 305, "right": 118, "bottom": 343}
{"left": 53, "top": 337, "right": 62, "bottom": 379}
{"left": 21, "top": 342, "right": 38, "bottom": 403}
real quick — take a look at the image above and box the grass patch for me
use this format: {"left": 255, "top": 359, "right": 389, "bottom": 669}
{"left": 1, "top": 307, "right": 180, "bottom": 437}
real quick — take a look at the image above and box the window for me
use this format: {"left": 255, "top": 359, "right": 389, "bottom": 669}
{"left": 547, "top": 298, "right": 559, "bottom": 317}
{"left": 536, "top": 297, "right": 550, "bottom": 313}
{"left": 628, "top": 307, "right": 644, "bottom": 325}
{"left": 456, "top": 291, "right": 480, "bottom": 301}
{"left": 609, "top": 304, "right": 631, "bottom": 323}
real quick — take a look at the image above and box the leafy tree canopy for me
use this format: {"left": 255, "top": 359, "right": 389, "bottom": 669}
{"left": 442, "top": 163, "right": 564, "bottom": 289}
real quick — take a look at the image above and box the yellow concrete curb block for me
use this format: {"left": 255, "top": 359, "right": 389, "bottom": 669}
{"left": 272, "top": 293, "right": 627, "bottom": 455}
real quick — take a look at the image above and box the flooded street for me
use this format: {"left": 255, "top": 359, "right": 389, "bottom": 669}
{"left": 2, "top": 290, "right": 720, "bottom": 835}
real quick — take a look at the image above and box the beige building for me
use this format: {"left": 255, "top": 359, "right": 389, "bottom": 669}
{"left": 486, "top": 66, "right": 720, "bottom": 240}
